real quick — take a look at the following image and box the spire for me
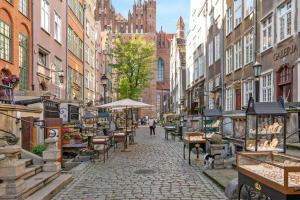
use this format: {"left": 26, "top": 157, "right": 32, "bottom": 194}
{"left": 176, "top": 16, "right": 185, "bottom": 38}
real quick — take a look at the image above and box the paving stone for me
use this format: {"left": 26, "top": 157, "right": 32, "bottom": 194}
{"left": 53, "top": 127, "right": 227, "bottom": 200}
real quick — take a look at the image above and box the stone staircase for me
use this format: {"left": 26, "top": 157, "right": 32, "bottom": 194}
{"left": 0, "top": 138, "right": 73, "bottom": 200}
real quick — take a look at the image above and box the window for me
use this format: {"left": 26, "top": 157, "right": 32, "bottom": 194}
{"left": 214, "top": 0, "right": 221, "bottom": 19}
{"left": 243, "top": 80, "right": 253, "bottom": 106}
{"left": 79, "top": 39, "right": 83, "bottom": 60}
{"left": 91, "top": 74, "right": 94, "bottom": 91}
{"left": 156, "top": 95, "right": 161, "bottom": 113}
{"left": 89, "top": 49, "right": 93, "bottom": 66}
{"left": 226, "top": 47, "right": 233, "bottom": 75}
{"left": 41, "top": 0, "right": 50, "bottom": 32}
{"left": 261, "top": 16, "right": 273, "bottom": 50}
{"left": 261, "top": 73, "right": 273, "bottom": 102}
{"left": 54, "top": 13, "right": 62, "bottom": 43}
{"left": 244, "top": 0, "right": 253, "bottom": 17}
{"left": 89, "top": 73, "right": 93, "bottom": 90}
{"left": 0, "top": 20, "right": 11, "bottom": 62}
{"left": 226, "top": 7, "right": 232, "bottom": 35}
{"left": 225, "top": 87, "right": 233, "bottom": 111}
{"left": 85, "top": 71, "right": 89, "bottom": 88}
{"left": 86, "top": 20, "right": 90, "bottom": 37}
{"left": 67, "top": 26, "right": 72, "bottom": 50}
{"left": 54, "top": 57, "right": 62, "bottom": 98}
{"left": 38, "top": 50, "right": 47, "bottom": 67}
{"left": 244, "top": 31, "right": 253, "bottom": 65}
{"left": 215, "top": 75, "right": 221, "bottom": 87}
{"left": 214, "top": 33, "right": 220, "bottom": 61}
{"left": 209, "top": 11, "right": 214, "bottom": 28}
{"left": 157, "top": 58, "right": 164, "bottom": 82}
{"left": 234, "top": 39, "right": 242, "bottom": 70}
{"left": 85, "top": 45, "right": 89, "bottom": 63}
{"left": 279, "top": 67, "right": 292, "bottom": 84}
{"left": 208, "top": 41, "right": 214, "bottom": 66}
{"left": 278, "top": 0, "right": 292, "bottom": 41}
{"left": 19, "top": 34, "right": 28, "bottom": 91}
{"left": 234, "top": 0, "right": 242, "bottom": 27}
{"left": 199, "top": 55, "right": 204, "bottom": 77}
{"left": 19, "top": 0, "right": 28, "bottom": 16}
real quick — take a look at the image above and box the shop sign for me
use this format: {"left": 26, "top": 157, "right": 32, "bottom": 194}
{"left": 68, "top": 105, "right": 79, "bottom": 121}
{"left": 273, "top": 45, "right": 297, "bottom": 61}
{"left": 44, "top": 100, "right": 60, "bottom": 118}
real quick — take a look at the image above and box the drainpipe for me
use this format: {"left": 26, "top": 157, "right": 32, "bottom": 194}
{"left": 253, "top": 0, "right": 257, "bottom": 64}
{"left": 31, "top": 0, "right": 35, "bottom": 91}
{"left": 220, "top": 0, "right": 225, "bottom": 111}
{"left": 82, "top": 3, "right": 86, "bottom": 103}
{"left": 65, "top": 1, "right": 68, "bottom": 100}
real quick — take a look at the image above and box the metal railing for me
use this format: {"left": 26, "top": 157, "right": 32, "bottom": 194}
{"left": 0, "top": 84, "right": 14, "bottom": 104}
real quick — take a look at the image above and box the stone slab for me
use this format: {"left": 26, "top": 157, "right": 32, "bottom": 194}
{"left": 203, "top": 168, "right": 238, "bottom": 190}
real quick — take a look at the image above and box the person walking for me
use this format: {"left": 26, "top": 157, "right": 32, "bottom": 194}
{"left": 149, "top": 117, "right": 156, "bottom": 135}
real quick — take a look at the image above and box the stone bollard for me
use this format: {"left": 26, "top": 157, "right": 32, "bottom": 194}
{"left": 0, "top": 146, "right": 26, "bottom": 198}
{"left": 43, "top": 138, "right": 61, "bottom": 172}
{"left": 210, "top": 144, "right": 225, "bottom": 169}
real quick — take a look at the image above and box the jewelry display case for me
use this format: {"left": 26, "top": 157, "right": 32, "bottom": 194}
{"left": 203, "top": 108, "right": 223, "bottom": 139}
{"left": 237, "top": 152, "right": 300, "bottom": 200}
{"left": 183, "top": 132, "right": 206, "bottom": 165}
{"left": 245, "top": 97, "right": 287, "bottom": 152}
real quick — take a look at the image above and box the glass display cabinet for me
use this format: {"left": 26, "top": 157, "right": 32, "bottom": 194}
{"left": 237, "top": 152, "right": 300, "bottom": 200}
{"left": 245, "top": 97, "right": 287, "bottom": 153}
{"left": 203, "top": 108, "right": 223, "bottom": 139}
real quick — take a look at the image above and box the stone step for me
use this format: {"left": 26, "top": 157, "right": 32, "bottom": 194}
{"left": 21, "top": 171, "right": 60, "bottom": 199}
{"left": 20, "top": 165, "right": 43, "bottom": 180}
{"left": 19, "top": 158, "right": 33, "bottom": 167}
{"left": 25, "top": 174, "right": 72, "bottom": 200}
{"left": 0, "top": 171, "right": 59, "bottom": 200}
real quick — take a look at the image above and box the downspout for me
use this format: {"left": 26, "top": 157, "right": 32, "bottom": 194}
{"left": 82, "top": 3, "right": 86, "bottom": 103}
{"left": 253, "top": 0, "right": 257, "bottom": 64}
{"left": 65, "top": 1, "right": 68, "bottom": 100}
{"left": 31, "top": 0, "right": 35, "bottom": 91}
{"left": 220, "top": 0, "right": 224, "bottom": 111}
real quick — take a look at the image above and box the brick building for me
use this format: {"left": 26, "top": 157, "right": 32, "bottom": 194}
{"left": 156, "top": 28, "right": 174, "bottom": 118}
{"left": 0, "top": 0, "right": 32, "bottom": 92}
{"left": 95, "top": 0, "right": 173, "bottom": 118}
{"left": 67, "top": 0, "right": 84, "bottom": 101}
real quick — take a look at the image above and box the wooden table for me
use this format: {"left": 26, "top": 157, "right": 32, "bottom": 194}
{"left": 183, "top": 132, "right": 206, "bottom": 165}
{"left": 113, "top": 132, "right": 128, "bottom": 150}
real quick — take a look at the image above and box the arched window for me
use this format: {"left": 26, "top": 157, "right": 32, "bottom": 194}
{"left": 0, "top": 10, "right": 12, "bottom": 62}
{"left": 157, "top": 58, "right": 164, "bottom": 82}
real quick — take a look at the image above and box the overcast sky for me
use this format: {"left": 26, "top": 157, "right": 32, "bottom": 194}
{"left": 111, "top": 0, "right": 190, "bottom": 33}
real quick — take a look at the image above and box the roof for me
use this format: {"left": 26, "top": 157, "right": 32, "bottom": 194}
{"left": 203, "top": 108, "right": 222, "bottom": 117}
{"left": 246, "top": 97, "right": 287, "bottom": 115}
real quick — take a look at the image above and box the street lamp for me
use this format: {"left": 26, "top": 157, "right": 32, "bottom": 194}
{"left": 101, "top": 74, "right": 108, "bottom": 104}
{"left": 253, "top": 61, "right": 262, "bottom": 102}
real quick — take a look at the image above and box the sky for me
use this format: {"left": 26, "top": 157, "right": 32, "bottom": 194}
{"left": 111, "top": 0, "right": 190, "bottom": 33}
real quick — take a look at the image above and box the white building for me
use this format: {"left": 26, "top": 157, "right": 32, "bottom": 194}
{"left": 170, "top": 17, "right": 186, "bottom": 114}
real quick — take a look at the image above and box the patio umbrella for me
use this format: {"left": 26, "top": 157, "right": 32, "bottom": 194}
{"left": 97, "top": 98, "right": 153, "bottom": 137}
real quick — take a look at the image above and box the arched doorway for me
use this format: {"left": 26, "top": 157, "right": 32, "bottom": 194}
{"left": 276, "top": 64, "right": 293, "bottom": 102}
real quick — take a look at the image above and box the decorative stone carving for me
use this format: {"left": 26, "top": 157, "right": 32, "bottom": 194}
{"left": 43, "top": 138, "right": 61, "bottom": 172}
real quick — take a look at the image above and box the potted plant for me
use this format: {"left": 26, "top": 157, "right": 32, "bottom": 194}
{"left": 63, "top": 134, "right": 70, "bottom": 145}
{"left": 77, "top": 147, "right": 94, "bottom": 162}
{"left": 32, "top": 144, "right": 47, "bottom": 157}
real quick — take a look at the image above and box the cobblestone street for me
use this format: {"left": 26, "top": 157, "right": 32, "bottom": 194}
{"left": 54, "top": 127, "right": 227, "bottom": 200}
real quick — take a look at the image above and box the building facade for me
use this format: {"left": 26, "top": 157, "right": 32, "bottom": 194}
{"left": 32, "top": 0, "right": 67, "bottom": 99}
{"left": 156, "top": 28, "right": 174, "bottom": 118}
{"left": 0, "top": 0, "right": 32, "bottom": 92}
{"left": 206, "top": 0, "right": 224, "bottom": 110}
{"left": 170, "top": 17, "right": 186, "bottom": 114}
{"left": 186, "top": 0, "right": 207, "bottom": 115}
{"left": 84, "top": 0, "right": 96, "bottom": 103}
{"left": 67, "top": 0, "right": 84, "bottom": 101}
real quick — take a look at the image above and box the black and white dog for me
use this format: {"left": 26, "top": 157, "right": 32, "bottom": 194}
{"left": 203, "top": 153, "right": 221, "bottom": 169}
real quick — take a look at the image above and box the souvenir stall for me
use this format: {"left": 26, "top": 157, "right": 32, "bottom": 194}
{"left": 203, "top": 108, "right": 223, "bottom": 139}
{"left": 183, "top": 132, "right": 206, "bottom": 165}
{"left": 245, "top": 97, "right": 286, "bottom": 152}
{"left": 237, "top": 152, "right": 300, "bottom": 200}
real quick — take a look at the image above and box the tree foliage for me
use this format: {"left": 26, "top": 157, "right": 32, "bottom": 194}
{"left": 112, "top": 35, "right": 155, "bottom": 100}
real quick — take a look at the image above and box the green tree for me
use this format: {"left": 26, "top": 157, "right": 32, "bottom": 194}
{"left": 112, "top": 35, "right": 155, "bottom": 100}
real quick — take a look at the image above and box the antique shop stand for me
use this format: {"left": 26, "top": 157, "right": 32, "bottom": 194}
{"left": 236, "top": 97, "right": 299, "bottom": 199}
{"left": 244, "top": 97, "right": 287, "bottom": 153}
{"left": 203, "top": 108, "right": 223, "bottom": 139}
{"left": 237, "top": 152, "right": 300, "bottom": 200}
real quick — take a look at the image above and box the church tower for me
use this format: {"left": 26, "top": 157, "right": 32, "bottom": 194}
{"left": 176, "top": 16, "right": 185, "bottom": 38}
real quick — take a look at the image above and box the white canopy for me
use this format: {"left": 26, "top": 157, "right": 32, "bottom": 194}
{"left": 96, "top": 98, "right": 153, "bottom": 109}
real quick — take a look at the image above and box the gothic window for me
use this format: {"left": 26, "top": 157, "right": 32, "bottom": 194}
{"left": 157, "top": 58, "right": 164, "bottom": 82}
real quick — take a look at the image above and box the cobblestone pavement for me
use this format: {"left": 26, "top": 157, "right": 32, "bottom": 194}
{"left": 54, "top": 127, "right": 227, "bottom": 200}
